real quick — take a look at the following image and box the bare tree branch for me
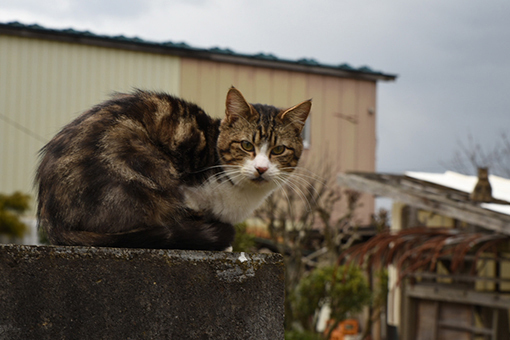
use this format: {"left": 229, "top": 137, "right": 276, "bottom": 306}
{"left": 253, "top": 155, "right": 366, "bottom": 329}
{"left": 444, "top": 132, "right": 510, "bottom": 177}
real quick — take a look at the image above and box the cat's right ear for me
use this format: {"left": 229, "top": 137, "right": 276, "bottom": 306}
{"left": 225, "top": 87, "right": 256, "bottom": 124}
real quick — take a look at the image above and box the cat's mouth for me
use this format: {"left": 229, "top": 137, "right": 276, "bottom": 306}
{"left": 251, "top": 176, "right": 269, "bottom": 184}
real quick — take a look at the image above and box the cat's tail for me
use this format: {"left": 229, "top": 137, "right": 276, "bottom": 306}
{"left": 44, "top": 221, "right": 236, "bottom": 251}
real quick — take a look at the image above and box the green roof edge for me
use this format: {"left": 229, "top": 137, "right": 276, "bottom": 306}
{"left": 0, "top": 21, "right": 397, "bottom": 81}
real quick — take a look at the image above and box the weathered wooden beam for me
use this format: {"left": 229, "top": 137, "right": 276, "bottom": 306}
{"left": 407, "top": 284, "right": 510, "bottom": 309}
{"left": 409, "top": 272, "right": 510, "bottom": 284}
{"left": 337, "top": 172, "right": 510, "bottom": 235}
{"left": 437, "top": 320, "right": 493, "bottom": 336}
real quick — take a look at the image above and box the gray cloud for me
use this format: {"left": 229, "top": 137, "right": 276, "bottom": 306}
{"left": 66, "top": 0, "right": 151, "bottom": 19}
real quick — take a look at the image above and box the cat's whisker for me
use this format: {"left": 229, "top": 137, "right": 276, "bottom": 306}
{"left": 223, "top": 172, "right": 245, "bottom": 186}
{"left": 203, "top": 172, "right": 227, "bottom": 186}
{"left": 280, "top": 167, "right": 325, "bottom": 184}
{"left": 274, "top": 176, "right": 313, "bottom": 214}
{"left": 291, "top": 172, "right": 325, "bottom": 184}
{"left": 209, "top": 180, "right": 231, "bottom": 192}
{"left": 293, "top": 182, "right": 320, "bottom": 210}
{"left": 280, "top": 165, "right": 318, "bottom": 175}
{"left": 274, "top": 175, "right": 313, "bottom": 212}
{"left": 207, "top": 170, "right": 245, "bottom": 191}
{"left": 285, "top": 173, "right": 322, "bottom": 200}
{"left": 206, "top": 169, "right": 237, "bottom": 181}
{"left": 208, "top": 170, "right": 238, "bottom": 183}
{"left": 201, "top": 172, "right": 234, "bottom": 191}
{"left": 272, "top": 178, "right": 293, "bottom": 211}
{"left": 286, "top": 177, "right": 317, "bottom": 199}
{"left": 280, "top": 172, "right": 326, "bottom": 202}
{"left": 282, "top": 172, "right": 320, "bottom": 208}
{"left": 208, "top": 179, "right": 235, "bottom": 193}
{"left": 191, "top": 164, "right": 242, "bottom": 174}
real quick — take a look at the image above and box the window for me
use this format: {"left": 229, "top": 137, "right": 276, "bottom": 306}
{"left": 302, "top": 118, "right": 311, "bottom": 149}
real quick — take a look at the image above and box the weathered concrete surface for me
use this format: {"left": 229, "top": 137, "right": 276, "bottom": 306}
{"left": 0, "top": 245, "right": 284, "bottom": 340}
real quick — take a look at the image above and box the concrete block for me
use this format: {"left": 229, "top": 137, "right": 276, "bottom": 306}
{"left": 0, "top": 245, "right": 284, "bottom": 340}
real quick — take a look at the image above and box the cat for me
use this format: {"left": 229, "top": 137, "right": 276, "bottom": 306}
{"left": 470, "top": 167, "right": 492, "bottom": 202}
{"left": 35, "top": 87, "right": 311, "bottom": 251}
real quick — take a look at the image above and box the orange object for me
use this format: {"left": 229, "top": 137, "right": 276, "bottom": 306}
{"left": 324, "top": 319, "right": 359, "bottom": 340}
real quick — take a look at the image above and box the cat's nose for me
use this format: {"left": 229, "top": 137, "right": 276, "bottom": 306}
{"left": 256, "top": 166, "right": 268, "bottom": 175}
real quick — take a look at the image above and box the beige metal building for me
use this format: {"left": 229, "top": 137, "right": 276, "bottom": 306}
{"left": 0, "top": 22, "right": 396, "bottom": 226}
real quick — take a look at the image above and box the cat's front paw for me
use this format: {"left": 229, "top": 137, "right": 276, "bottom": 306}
{"left": 223, "top": 246, "right": 233, "bottom": 252}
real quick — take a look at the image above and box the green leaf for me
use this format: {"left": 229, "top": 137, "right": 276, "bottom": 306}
{"left": 0, "top": 191, "right": 30, "bottom": 238}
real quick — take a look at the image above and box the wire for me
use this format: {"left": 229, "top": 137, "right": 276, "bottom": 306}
{"left": 0, "top": 112, "right": 48, "bottom": 144}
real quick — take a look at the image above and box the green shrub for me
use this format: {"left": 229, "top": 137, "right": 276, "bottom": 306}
{"left": 0, "top": 191, "right": 30, "bottom": 238}
{"left": 285, "top": 330, "right": 323, "bottom": 340}
{"left": 292, "top": 265, "right": 371, "bottom": 331}
{"left": 232, "top": 222, "right": 256, "bottom": 252}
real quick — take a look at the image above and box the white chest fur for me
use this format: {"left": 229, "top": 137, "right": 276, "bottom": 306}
{"left": 182, "top": 179, "right": 277, "bottom": 225}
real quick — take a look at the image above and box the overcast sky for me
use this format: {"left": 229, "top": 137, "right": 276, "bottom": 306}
{"left": 2, "top": 0, "right": 510, "bottom": 176}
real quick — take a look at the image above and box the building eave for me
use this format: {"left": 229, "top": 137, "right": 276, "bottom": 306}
{"left": 0, "top": 22, "right": 397, "bottom": 82}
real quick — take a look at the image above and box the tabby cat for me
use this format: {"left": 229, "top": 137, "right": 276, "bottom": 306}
{"left": 470, "top": 167, "right": 492, "bottom": 202}
{"left": 36, "top": 87, "right": 311, "bottom": 250}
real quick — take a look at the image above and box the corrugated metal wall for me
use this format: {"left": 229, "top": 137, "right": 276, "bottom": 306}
{"left": 0, "top": 35, "right": 180, "bottom": 204}
{"left": 180, "top": 59, "right": 310, "bottom": 118}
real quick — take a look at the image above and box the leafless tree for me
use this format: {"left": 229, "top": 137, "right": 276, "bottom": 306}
{"left": 445, "top": 132, "right": 510, "bottom": 178}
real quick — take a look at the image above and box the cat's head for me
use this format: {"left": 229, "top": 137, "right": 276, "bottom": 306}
{"left": 477, "top": 167, "right": 489, "bottom": 179}
{"left": 217, "top": 87, "right": 311, "bottom": 187}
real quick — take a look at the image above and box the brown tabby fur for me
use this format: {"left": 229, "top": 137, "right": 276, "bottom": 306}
{"left": 470, "top": 167, "right": 493, "bottom": 202}
{"left": 36, "top": 87, "right": 311, "bottom": 250}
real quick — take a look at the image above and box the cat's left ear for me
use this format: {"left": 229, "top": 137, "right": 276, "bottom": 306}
{"left": 278, "top": 100, "right": 312, "bottom": 133}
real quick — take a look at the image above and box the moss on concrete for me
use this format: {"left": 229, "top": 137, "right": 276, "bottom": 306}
{"left": 0, "top": 245, "right": 284, "bottom": 340}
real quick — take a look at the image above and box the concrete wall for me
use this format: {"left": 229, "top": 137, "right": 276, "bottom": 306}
{"left": 0, "top": 245, "right": 284, "bottom": 339}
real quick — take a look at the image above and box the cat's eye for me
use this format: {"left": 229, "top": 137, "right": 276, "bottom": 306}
{"left": 271, "top": 145, "right": 286, "bottom": 155}
{"left": 241, "top": 140, "right": 255, "bottom": 152}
